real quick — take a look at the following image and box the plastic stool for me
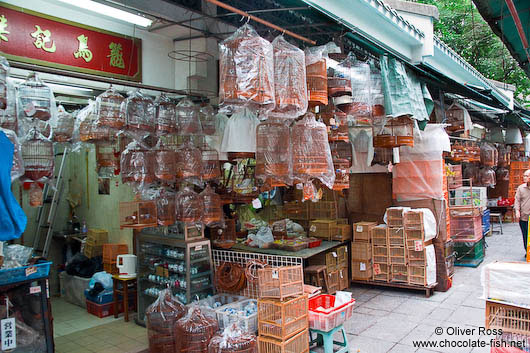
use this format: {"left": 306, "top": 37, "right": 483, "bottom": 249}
{"left": 309, "top": 324, "right": 349, "bottom": 353}
{"left": 305, "top": 265, "right": 329, "bottom": 293}
{"left": 490, "top": 213, "right": 503, "bottom": 234}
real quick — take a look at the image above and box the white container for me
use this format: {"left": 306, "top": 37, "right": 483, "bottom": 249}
{"left": 215, "top": 299, "right": 257, "bottom": 333}
{"left": 116, "top": 254, "right": 137, "bottom": 278}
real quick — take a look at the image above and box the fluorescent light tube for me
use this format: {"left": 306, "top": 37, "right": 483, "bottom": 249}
{"left": 56, "top": 0, "right": 152, "bottom": 27}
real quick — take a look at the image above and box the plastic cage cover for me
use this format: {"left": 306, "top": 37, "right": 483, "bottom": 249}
{"left": 1, "top": 127, "right": 24, "bottom": 181}
{"left": 200, "top": 184, "right": 223, "bottom": 227}
{"left": 291, "top": 112, "right": 335, "bottom": 189}
{"left": 208, "top": 323, "right": 257, "bottom": 352}
{"left": 175, "top": 186, "right": 203, "bottom": 224}
{"left": 221, "top": 107, "right": 259, "bottom": 153}
{"left": 175, "top": 305, "right": 219, "bottom": 353}
{"left": 177, "top": 98, "right": 202, "bottom": 136}
{"left": 219, "top": 24, "right": 275, "bottom": 116}
{"left": 270, "top": 35, "right": 307, "bottom": 118}
{"left": 481, "top": 262, "right": 530, "bottom": 309}
{"left": 16, "top": 72, "right": 56, "bottom": 122}
{"left": 255, "top": 117, "right": 292, "bottom": 185}
{"left": 155, "top": 93, "right": 177, "bottom": 134}
{"left": 121, "top": 89, "right": 156, "bottom": 134}
{"left": 0, "top": 56, "right": 9, "bottom": 110}
{"left": 52, "top": 105, "right": 74, "bottom": 143}
{"left": 336, "top": 52, "right": 373, "bottom": 121}
{"left": 96, "top": 86, "right": 125, "bottom": 129}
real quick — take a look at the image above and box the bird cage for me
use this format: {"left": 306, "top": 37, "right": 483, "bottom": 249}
{"left": 338, "top": 102, "right": 372, "bottom": 126}
{"left": 176, "top": 142, "right": 203, "bottom": 180}
{"left": 0, "top": 112, "right": 17, "bottom": 133}
{"left": 175, "top": 307, "right": 218, "bottom": 353}
{"left": 95, "top": 140, "right": 120, "bottom": 171}
{"left": 291, "top": 113, "right": 335, "bottom": 188}
{"left": 21, "top": 128, "right": 54, "bottom": 182}
{"left": 16, "top": 73, "right": 52, "bottom": 121}
{"left": 256, "top": 118, "right": 291, "bottom": 186}
{"left": 208, "top": 324, "right": 257, "bottom": 353}
{"left": 79, "top": 104, "right": 113, "bottom": 142}
{"left": 177, "top": 98, "right": 202, "bottom": 135}
{"left": 157, "top": 191, "right": 176, "bottom": 226}
{"left": 479, "top": 168, "right": 496, "bottom": 187}
{"left": 373, "top": 116, "right": 414, "bottom": 148}
{"left": 0, "top": 57, "right": 9, "bottom": 110}
{"left": 202, "top": 146, "right": 221, "bottom": 181}
{"left": 496, "top": 167, "right": 509, "bottom": 182}
{"left": 330, "top": 141, "right": 352, "bottom": 167}
{"left": 175, "top": 186, "right": 203, "bottom": 223}
{"left": 219, "top": 24, "right": 275, "bottom": 115}
{"left": 445, "top": 103, "right": 467, "bottom": 133}
{"left": 155, "top": 93, "right": 177, "bottom": 134}
{"left": 155, "top": 143, "right": 177, "bottom": 182}
{"left": 270, "top": 35, "right": 307, "bottom": 118}
{"left": 498, "top": 145, "right": 511, "bottom": 167}
{"left": 200, "top": 185, "right": 223, "bottom": 226}
{"left": 306, "top": 59, "right": 328, "bottom": 106}
{"left": 199, "top": 104, "right": 216, "bottom": 136}
{"left": 122, "top": 90, "right": 156, "bottom": 133}
{"left": 346, "top": 54, "right": 373, "bottom": 120}
{"left": 333, "top": 158, "right": 350, "bottom": 191}
{"left": 480, "top": 143, "right": 498, "bottom": 167}
{"left": 96, "top": 86, "right": 125, "bottom": 128}
{"left": 119, "top": 200, "right": 157, "bottom": 228}
{"left": 53, "top": 106, "right": 74, "bottom": 143}
{"left": 120, "top": 142, "right": 155, "bottom": 185}
{"left": 219, "top": 158, "right": 258, "bottom": 202}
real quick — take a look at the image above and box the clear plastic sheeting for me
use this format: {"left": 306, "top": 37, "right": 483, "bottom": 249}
{"left": 120, "top": 141, "right": 155, "bottom": 186}
{"left": 155, "top": 93, "right": 177, "bottom": 134}
{"left": 206, "top": 113, "right": 229, "bottom": 161}
{"left": 481, "top": 262, "right": 530, "bottom": 308}
{"left": 175, "top": 305, "right": 219, "bottom": 353}
{"left": 121, "top": 90, "right": 156, "bottom": 134}
{"left": 256, "top": 117, "right": 292, "bottom": 185}
{"left": 77, "top": 101, "right": 113, "bottom": 143}
{"left": 200, "top": 104, "right": 216, "bottom": 136}
{"left": 176, "top": 142, "right": 203, "bottom": 181}
{"left": 96, "top": 86, "right": 124, "bottom": 129}
{"left": 177, "top": 98, "right": 202, "bottom": 136}
{"left": 291, "top": 112, "right": 335, "bottom": 188}
{"left": 2, "top": 128, "right": 24, "bottom": 181}
{"left": 219, "top": 24, "right": 275, "bottom": 115}
{"left": 370, "top": 62, "right": 385, "bottom": 118}
{"left": 208, "top": 323, "right": 257, "bottom": 353}
{"left": 154, "top": 142, "right": 176, "bottom": 183}
{"left": 497, "top": 167, "right": 509, "bottom": 182}
{"left": 52, "top": 105, "right": 74, "bottom": 143}
{"left": 479, "top": 167, "right": 496, "bottom": 187}
{"left": 221, "top": 107, "right": 259, "bottom": 153}
{"left": 0, "top": 56, "right": 9, "bottom": 110}
{"left": 305, "top": 43, "right": 339, "bottom": 106}
{"left": 146, "top": 288, "right": 187, "bottom": 353}
{"left": 201, "top": 185, "right": 223, "bottom": 227}
{"left": 336, "top": 53, "right": 372, "bottom": 122}
{"left": 21, "top": 128, "right": 54, "bottom": 183}
{"left": 175, "top": 186, "right": 203, "bottom": 224}
{"left": 270, "top": 35, "right": 307, "bottom": 118}
{"left": 0, "top": 79, "right": 17, "bottom": 132}
{"left": 16, "top": 73, "right": 56, "bottom": 122}
{"left": 480, "top": 142, "right": 498, "bottom": 167}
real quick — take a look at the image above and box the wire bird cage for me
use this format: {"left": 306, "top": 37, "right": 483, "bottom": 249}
{"left": 0, "top": 112, "right": 17, "bottom": 132}
{"left": 373, "top": 116, "right": 414, "bottom": 148}
{"left": 16, "top": 73, "right": 52, "bottom": 121}
{"left": 202, "top": 146, "right": 221, "bottom": 181}
{"left": 120, "top": 145, "right": 155, "bottom": 184}
{"left": 95, "top": 140, "right": 120, "bottom": 172}
{"left": 53, "top": 107, "right": 74, "bottom": 143}
{"left": 22, "top": 129, "right": 54, "bottom": 182}
{"left": 306, "top": 59, "right": 328, "bottom": 106}
{"left": 119, "top": 200, "right": 157, "bottom": 228}
{"left": 156, "top": 192, "right": 176, "bottom": 226}
{"left": 219, "top": 158, "right": 258, "bottom": 202}
{"left": 201, "top": 185, "right": 222, "bottom": 226}
{"left": 96, "top": 86, "right": 125, "bottom": 129}
{"left": 122, "top": 90, "right": 156, "bottom": 133}
{"left": 199, "top": 104, "right": 216, "bottom": 136}
{"left": 80, "top": 108, "right": 113, "bottom": 142}
{"left": 155, "top": 93, "right": 177, "bottom": 134}
{"left": 208, "top": 328, "right": 257, "bottom": 353}
{"left": 176, "top": 98, "right": 202, "bottom": 136}
{"left": 174, "top": 308, "right": 219, "bottom": 353}
{"left": 155, "top": 145, "right": 176, "bottom": 182}
{"left": 176, "top": 143, "right": 203, "bottom": 180}
{"left": 255, "top": 118, "right": 291, "bottom": 186}
{"left": 332, "top": 158, "right": 350, "bottom": 191}
{"left": 175, "top": 187, "right": 203, "bottom": 223}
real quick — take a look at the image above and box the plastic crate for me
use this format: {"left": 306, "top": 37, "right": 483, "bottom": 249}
{"left": 307, "top": 238, "right": 322, "bottom": 248}
{"left": 486, "top": 301, "right": 530, "bottom": 335}
{"left": 258, "top": 266, "right": 304, "bottom": 301}
{"left": 450, "top": 215, "right": 482, "bottom": 241}
{"left": 103, "top": 244, "right": 129, "bottom": 264}
{"left": 258, "top": 328, "right": 309, "bottom": 353}
{"left": 454, "top": 238, "right": 485, "bottom": 260}
{"left": 258, "top": 294, "right": 308, "bottom": 340}
{"left": 308, "top": 294, "right": 356, "bottom": 332}
{"left": 86, "top": 299, "right": 124, "bottom": 318}
{"left": 0, "top": 262, "right": 51, "bottom": 286}
{"left": 215, "top": 299, "right": 258, "bottom": 333}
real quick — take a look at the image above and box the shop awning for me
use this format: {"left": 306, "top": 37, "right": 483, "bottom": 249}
{"left": 473, "top": 0, "right": 530, "bottom": 79}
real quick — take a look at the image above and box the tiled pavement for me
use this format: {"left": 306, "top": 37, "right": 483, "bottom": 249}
{"left": 53, "top": 222, "right": 523, "bottom": 352}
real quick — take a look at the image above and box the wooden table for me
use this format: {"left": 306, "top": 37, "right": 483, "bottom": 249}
{"left": 230, "top": 241, "right": 345, "bottom": 260}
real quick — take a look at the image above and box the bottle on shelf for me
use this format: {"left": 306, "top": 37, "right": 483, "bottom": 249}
{"left": 81, "top": 220, "right": 87, "bottom": 234}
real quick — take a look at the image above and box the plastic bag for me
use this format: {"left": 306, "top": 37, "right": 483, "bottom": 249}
{"left": 175, "top": 305, "right": 219, "bottom": 353}
{"left": 120, "top": 141, "right": 155, "bottom": 186}
{"left": 175, "top": 186, "right": 203, "bottom": 224}
{"left": 146, "top": 288, "right": 187, "bottom": 353}
{"left": 52, "top": 105, "right": 74, "bottom": 143}
{"left": 2, "top": 128, "right": 24, "bottom": 181}
{"left": 157, "top": 189, "right": 176, "bottom": 226}
{"left": 96, "top": 86, "right": 125, "bottom": 129}
{"left": 208, "top": 323, "right": 257, "bottom": 353}
{"left": 221, "top": 107, "right": 259, "bottom": 153}
{"left": 0, "top": 78, "right": 17, "bottom": 132}
{"left": 176, "top": 142, "right": 203, "bottom": 181}
{"left": 0, "top": 56, "right": 9, "bottom": 110}
{"left": 77, "top": 100, "right": 114, "bottom": 142}
{"left": 4, "top": 244, "right": 33, "bottom": 268}
{"left": 89, "top": 271, "right": 113, "bottom": 290}
{"left": 256, "top": 117, "right": 292, "bottom": 185}
{"left": 270, "top": 35, "right": 307, "bottom": 118}
{"left": 201, "top": 185, "right": 223, "bottom": 227}
{"left": 28, "top": 182, "right": 43, "bottom": 207}
{"left": 291, "top": 112, "right": 335, "bottom": 188}
{"left": 154, "top": 142, "right": 176, "bottom": 183}
{"left": 480, "top": 142, "right": 498, "bottom": 167}
{"left": 16, "top": 73, "right": 56, "bottom": 122}
{"left": 206, "top": 113, "right": 229, "bottom": 160}
{"left": 479, "top": 167, "right": 496, "bottom": 187}
{"left": 200, "top": 104, "right": 216, "bottom": 135}
{"left": 121, "top": 89, "right": 155, "bottom": 134}
{"left": 21, "top": 127, "right": 54, "bottom": 183}
{"left": 247, "top": 226, "right": 274, "bottom": 248}
{"left": 219, "top": 24, "right": 275, "bottom": 115}
{"left": 177, "top": 98, "right": 202, "bottom": 135}
{"left": 155, "top": 93, "right": 177, "bottom": 134}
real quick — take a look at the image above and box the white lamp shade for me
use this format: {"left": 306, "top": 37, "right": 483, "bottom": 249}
{"left": 506, "top": 127, "right": 523, "bottom": 144}
{"left": 525, "top": 135, "right": 530, "bottom": 152}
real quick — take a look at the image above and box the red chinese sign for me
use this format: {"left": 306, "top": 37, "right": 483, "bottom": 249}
{"left": 0, "top": 4, "right": 141, "bottom": 81}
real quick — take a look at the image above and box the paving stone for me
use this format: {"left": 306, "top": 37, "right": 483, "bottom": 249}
{"left": 346, "top": 334, "right": 396, "bottom": 353}
{"left": 361, "top": 317, "right": 417, "bottom": 342}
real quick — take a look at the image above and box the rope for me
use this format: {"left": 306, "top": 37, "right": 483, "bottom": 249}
{"left": 245, "top": 259, "right": 267, "bottom": 284}
{"left": 215, "top": 262, "right": 247, "bottom": 293}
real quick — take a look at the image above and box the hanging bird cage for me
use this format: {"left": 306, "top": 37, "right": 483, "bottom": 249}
{"left": 291, "top": 113, "right": 334, "bottom": 186}
{"left": 498, "top": 145, "right": 511, "bottom": 167}
{"left": 95, "top": 140, "right": 120, "bottom": 171}
{"left": 330, "top": 141, "right": 352, "bottom": 167}
{"left": 80, "top": 105, "right": 113, "bottom": 142}
{"left": 219, "top": 158, "right": 258, "bottom": 202}
{"left": 156, "top": 191, "right": 176, "bottom": 226}
{"left": 373, "top": 116, "right": 414, "bottom": 148}
{"left": 175, "top": 186, "right": 203, "bottom": 223}
{"left": 122, "top": 90, "right": 156, "bottom": 133}
{"left": 201, "top": 146, "right": 221, "bottom": 181}
{"left": 21, "top": 128, "right": 54, "bottom": 182}
{"left": 306, "top": 59, "right": 328, "bottom": 106}
{"left": 199, "top": 104, "right": 216, "bottom": 136}
{"left": 479, "top": 167, "right": 496, "bottom": 187}
{"left": 333, "top": 158, "right": 350, "bottom": 191}
{"left": 200, "top": 185, "right": 223, "bottom": 226}
{"left": 219, "top": 24, "right": 275, "bottom": 115}
{"left": 120, "top": 143, "right": 155, "bottom": 185}
{"left": 0, "top": 57, "right": 9, "bottom": 110}
{"left": 16, "top": 73, "right": 53, "bottom": 121}
{"left": 155, "top": 144, "right": 177, "bottom": 182}
{"left": 176, "top": 142, "right": 203, "bottom": 180}
{"left": 255, "top": 118, "right": 291, "bottom": 186}
{"left": 0, "top": 112, "right": 17, "bottom": 133}
{"left": 119, "top": 200, "right": 157, "bottom": 228}
{"left": 176, "top": 98, "right": 202, "bottom": 135}
{"left": 53, "top": 106, "right": 74, "bottom": 143}
{"left": 96, "top": 86, "right": 125, "bottom": 129}
{"left": 480, "top": 143, "right": 498, "bottom": 167}
{"left": 155, "top": 93, "right": 177, "bottom": 134}
{"left": 271, "top": 35, "right": 308, "bottom": 118}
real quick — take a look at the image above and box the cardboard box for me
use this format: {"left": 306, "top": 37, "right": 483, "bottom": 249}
{"left": 351, "top": 260, "right": 372, "bottom": 281}
{"left": 353, "top": 222, "right": 377, "bottom": 242}
{"left": 351, "top": 242, "right": 372, "bottom": 261}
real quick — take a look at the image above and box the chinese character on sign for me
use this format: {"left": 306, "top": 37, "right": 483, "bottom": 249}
{"left": 107, "top": 42, "right": 125, "bottom": 68}
{"left": 73, "top": 34, "right": 93, "bottom": 63}
{"left": 0, "top": 15, "right": 9, "bottom": 42}
{"left": 1, "top": 318, "right": 16, "bottom": 350}
{"left": 31, "top": 25, "right": 56, "bottom": 53}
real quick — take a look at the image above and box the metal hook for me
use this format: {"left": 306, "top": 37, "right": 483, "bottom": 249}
{"left": 245, "top": 16, "right": 251, "bottom": 25}
{"left": 282, "top": 29, "right": 285, "bottom": 36}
